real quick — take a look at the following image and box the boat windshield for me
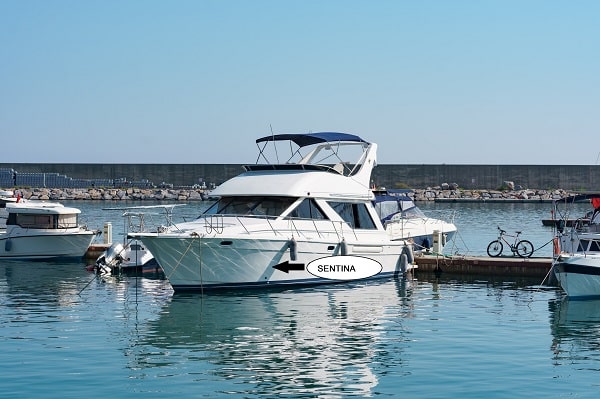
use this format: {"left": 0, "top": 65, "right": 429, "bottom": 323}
{"left": 374, "top": 197, "right": 426, "bottom": 222}
{"left": 202, "top": 196, "right": 297, "bottom": 218}
{"left": 392, "top": 205, "right": 426, "bottom": 220}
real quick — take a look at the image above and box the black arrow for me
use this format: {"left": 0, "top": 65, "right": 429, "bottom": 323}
{"left": 273, "top": 261, "right": 305, "bottom": 273}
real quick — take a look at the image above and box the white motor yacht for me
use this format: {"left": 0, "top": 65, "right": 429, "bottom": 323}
{"left": 552, "top": 193, "right": 600, "bottom": 298}
{"left": 0, "top": 199, "right": 98, "bottom": 260}
{"left": 131, "top": 132, "right": 416, "bottom": 291}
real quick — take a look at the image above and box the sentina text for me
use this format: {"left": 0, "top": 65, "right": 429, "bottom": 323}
{"left": 317, "top": 264, "right": 356, "bottom": 273}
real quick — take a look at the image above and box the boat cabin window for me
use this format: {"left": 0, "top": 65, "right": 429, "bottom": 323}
{"left": 7, "top": 213, "right": 79, "bottom": 229}
{"left": 328, "top": 201, "right": 377, "bottom": 229}
{"left": 203, "top": 196, "right": 296, "bottom": 218}
{"left": 285, "top": 198, "right": 327, "bottom": 220}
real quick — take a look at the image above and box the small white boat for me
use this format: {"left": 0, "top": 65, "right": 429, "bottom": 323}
{"left": 372, "top": 189, "right": 457, "bottom": 252}
{"left": 95, "top": 240, "right": 157, "bottom": 273}
{"left": 131, "top": 132, "right": 416, "bottom": 291}
{"left": 94, "top": 205, "right": 183, "bottom": 273}
{"left": 552, "top": 193, "right": 600, "bottom": 298}
{"left": 0, "top": 189, "right": 19, "bottom": 228}
{"left": 0, "top": 199, "right": 98, "bottom": 260}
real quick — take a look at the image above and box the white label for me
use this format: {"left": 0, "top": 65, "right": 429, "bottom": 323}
{"left": 306, "top": 255, "right": 382, "bottom": 280}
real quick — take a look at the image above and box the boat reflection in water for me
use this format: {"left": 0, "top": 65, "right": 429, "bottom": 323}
{"left": 549, "top": 297, "right": 600, "bottom": 365}
{"left": 0, "top": 261, "right": 89, "bottom": 310}
{"left": 131, "top": 279, "right": 414, "bottom": 397}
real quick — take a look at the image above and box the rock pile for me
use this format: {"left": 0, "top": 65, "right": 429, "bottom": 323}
{"left": 4, "top": 187, "right": 578, "bottom": 202}
{"left": 411, "top": 188, "right": 574, "bottom": 202}
{"left": 9, "top": 187, "right": 207, "bottom": 201}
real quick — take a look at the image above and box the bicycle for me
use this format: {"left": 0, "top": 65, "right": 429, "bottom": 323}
{"left": 486, "top": 227, "right": 535, "bottom": 258}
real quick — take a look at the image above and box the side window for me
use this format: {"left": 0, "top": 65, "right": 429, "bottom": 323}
{"left": 578, "top": 240, "right": 589, "bottom": 252}
{"left": 287, "top": 198, "right": 327, "bottom": 220}
{"left": 58, "top": 214, "right": 78, "bottom": 228}
{"left": 252, "top": 197, "right": 295, "bottom": 217}
{"left": 329, "top": 202, "right": 354, "bottom": 227}
{"left": 12, "top": 214, "right": 55, "bottom": 229}
{"left": 328, "top": 202, "right": 377, "bottom": 229}
{"left": 590, "top": 240, "right": 600, "bottom": 252}
{"left": 355, "top": 203, "right": 377, "bottom": 229}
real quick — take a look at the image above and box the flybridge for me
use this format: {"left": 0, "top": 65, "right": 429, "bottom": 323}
{"left": 249, "top": 132, "right": 374, "bottom": 180}
{"left": 255, "top": 132, "right": 368, "bottom": 147}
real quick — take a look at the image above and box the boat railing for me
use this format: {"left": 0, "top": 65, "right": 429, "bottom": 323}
{"left": 198, "top": 214, "right": 353, "bottom": 241}
{"left": 203, "top": 215, "right": 224, "bottom": 234}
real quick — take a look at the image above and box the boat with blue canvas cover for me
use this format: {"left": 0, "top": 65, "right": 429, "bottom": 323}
{"left": 552, "top": 193, "right": 600, "bottom": 298}
{"left": 372, "top": 189, "right": 457, "bottom": 253}
{"left": 131, "top": 132, "right": 416, "bottom": 291}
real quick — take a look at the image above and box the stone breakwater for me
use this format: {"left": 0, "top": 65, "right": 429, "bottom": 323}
{"left": 10, "top": 188, "right": 206, "bottom": 201}
{"left": 6, "top": 187, "right": 578, "bottom": 202}
{"left": 412, "top": 188, "right": 576, "bottom": 202}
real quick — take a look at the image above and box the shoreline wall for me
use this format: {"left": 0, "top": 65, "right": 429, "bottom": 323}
{"left": 5, "top": 187, "right": 576, "bottom": 202}
{"left": 1, "top": 163, "right": 599, "bottom": 191}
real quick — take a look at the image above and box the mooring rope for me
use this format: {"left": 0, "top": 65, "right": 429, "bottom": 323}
{"left": 168, "top": 232, "right": 200, "bottom": 281}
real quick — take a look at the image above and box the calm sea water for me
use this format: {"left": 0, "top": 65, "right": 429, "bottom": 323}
{"left": 1, "top": 200, "right": 598, "bottom": 398}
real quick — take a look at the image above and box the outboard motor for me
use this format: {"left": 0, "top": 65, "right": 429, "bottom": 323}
{"left": 95, "top": 243, "right": 126, "bottom": 274}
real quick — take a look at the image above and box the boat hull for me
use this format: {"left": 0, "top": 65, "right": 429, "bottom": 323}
{"left": 0, "top": 230, "right": 96, "bottom": 260}
{"left": 554, "top": 255, "right": 600, "bottom": 299}
{"left": 138, "top": 234, "right": 412, "bottom": 291}
{"left": 96, "top": 240, "right": 158, "bottom": 270}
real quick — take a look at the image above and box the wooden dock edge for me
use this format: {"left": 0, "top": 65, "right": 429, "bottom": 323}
{"left": 413, "top": 254, "right": 553, "bottom": 278}
{"left": 85, "top": 244, "right": 110, "bottom": 259}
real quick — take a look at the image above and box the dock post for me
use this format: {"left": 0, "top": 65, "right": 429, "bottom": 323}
{"left": 432, "top": 230, "right": 442, "bottom": 253}
{"left": 103, "top": 222, "right": 112, "bottom": 244}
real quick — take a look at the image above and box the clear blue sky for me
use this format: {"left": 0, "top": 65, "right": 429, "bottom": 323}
{"left": 2, "top": 0, "right": 598, "bottom": 164}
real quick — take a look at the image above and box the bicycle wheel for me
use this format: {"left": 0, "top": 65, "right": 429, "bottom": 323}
{"left": 516, "top": 240, "right": 534, "bottom": 258}
{"left": 487, "top": 240, "right": 503, "bottom": 257}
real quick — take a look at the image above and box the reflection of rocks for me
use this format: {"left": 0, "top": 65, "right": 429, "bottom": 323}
{"left": 7, "top": 187, "right": 576, "bottom": 202}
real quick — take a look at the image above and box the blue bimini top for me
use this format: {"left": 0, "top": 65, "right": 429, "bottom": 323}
{"left": 255, "top": 132, "right": 368, "bottom": 148}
